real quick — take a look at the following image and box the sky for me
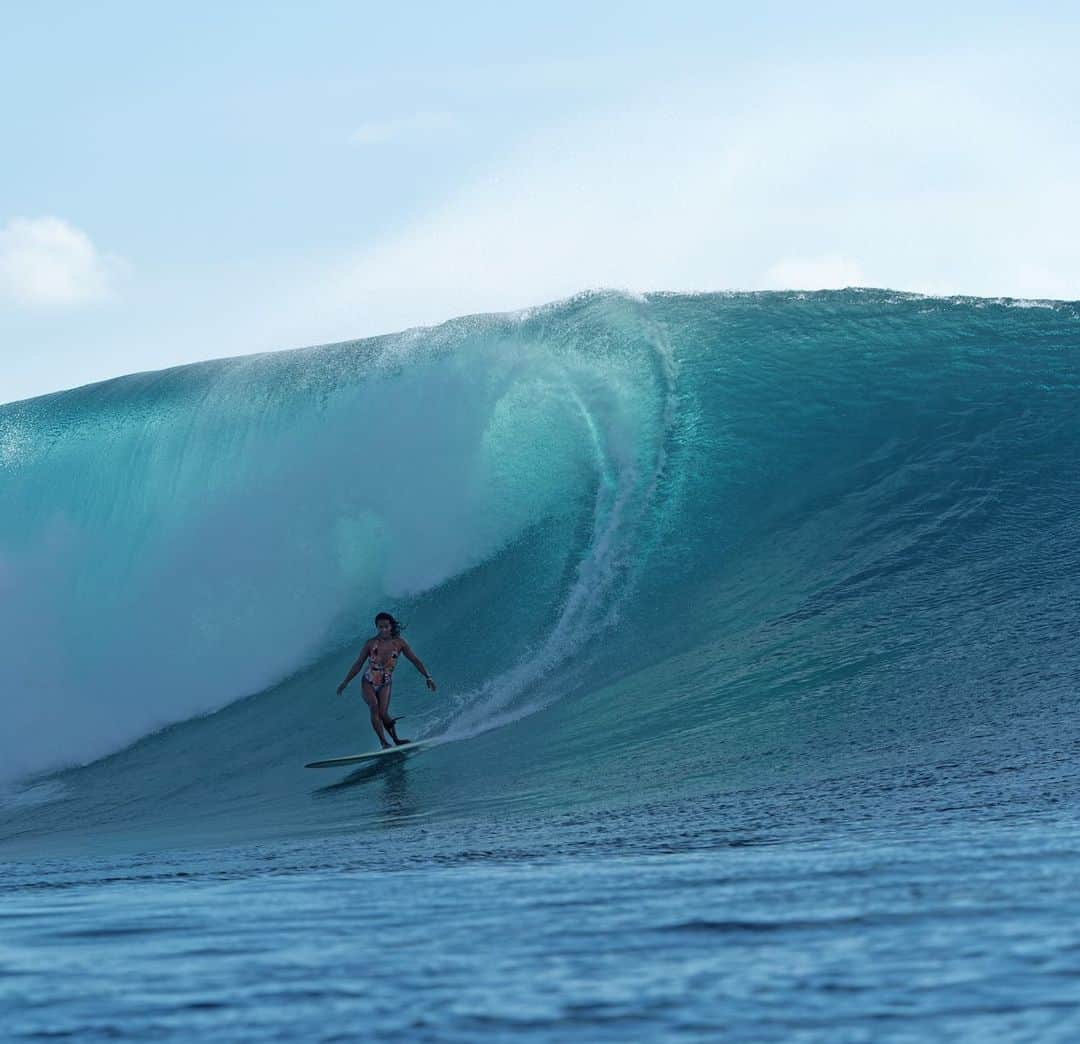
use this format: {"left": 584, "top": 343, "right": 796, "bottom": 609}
{"left": 2, "top": 1, "right": 1078, "bottom": 403}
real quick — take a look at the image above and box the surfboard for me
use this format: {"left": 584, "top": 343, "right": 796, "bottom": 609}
{"left": 305, "top": 739, "right": 433, "bottom": 769}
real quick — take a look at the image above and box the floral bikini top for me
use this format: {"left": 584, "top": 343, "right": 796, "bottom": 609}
{"left": 365, "top": 640, "right": 400, "bottom": 685}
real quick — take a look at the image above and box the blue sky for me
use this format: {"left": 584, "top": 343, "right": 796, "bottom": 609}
{"left": 2, "top": 1, "right": 1078, "bottom": 402}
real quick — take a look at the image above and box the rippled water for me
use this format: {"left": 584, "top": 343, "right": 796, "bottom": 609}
{"left": 5, "top": 758, "right": 1080, "bottom": 1042}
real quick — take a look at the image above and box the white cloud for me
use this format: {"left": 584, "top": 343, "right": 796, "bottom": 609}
{"left": 286, "top": 49, "right": 1079, "bottom": 343}
{"left": 0, "top": 217, "right": 122, "bottom": 307}
{"left": 351, "top": 111, "right": 459, "bottom": 146}
{"left": 764, "top": 255, "right": 866, "bottom": 290}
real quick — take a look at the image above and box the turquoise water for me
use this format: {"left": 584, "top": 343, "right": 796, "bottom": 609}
{"left": 2, "top": 290, "right": 1079, "bottom": 1040}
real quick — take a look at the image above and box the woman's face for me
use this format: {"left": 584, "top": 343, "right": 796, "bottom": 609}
{"left": 376, "top": 618, "right": 393, "bottom": 637}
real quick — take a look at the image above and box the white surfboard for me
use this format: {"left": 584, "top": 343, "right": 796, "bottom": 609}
{"left": 305, "top": 738, "right": 434, "bottom": 769}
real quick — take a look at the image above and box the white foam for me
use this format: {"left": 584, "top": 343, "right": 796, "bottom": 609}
{"left": 441, "top": 300, "right": 681, "bottom": 740}
{"left": 0, "top": 779, "right": 67, "bottom": 812}
{"left": 0, "top": 303, "right": 664, "bottom": 786}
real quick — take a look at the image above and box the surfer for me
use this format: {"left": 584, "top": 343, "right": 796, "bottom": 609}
{"left": 336, "top": 612, "right": 437, "bottom": 749}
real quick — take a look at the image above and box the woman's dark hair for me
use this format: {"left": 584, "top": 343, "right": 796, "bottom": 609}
{"left": 374, "top": 611, "right": 403, "bottom": 638}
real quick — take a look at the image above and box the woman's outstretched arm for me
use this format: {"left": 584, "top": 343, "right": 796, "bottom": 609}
{"left": 336, "top": 641, "right": 371, "bottom": 695}
{"left": 401, "top": 640, "right": 437, "bottom": 691}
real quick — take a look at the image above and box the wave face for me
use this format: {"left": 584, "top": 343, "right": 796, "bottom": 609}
{"left": 2, "top": 290, "right": 1078, "bottom": 847}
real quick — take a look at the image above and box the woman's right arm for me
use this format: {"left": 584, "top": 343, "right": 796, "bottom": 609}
{"left": 336, "top": 641, "right": 370, "bottom": 695}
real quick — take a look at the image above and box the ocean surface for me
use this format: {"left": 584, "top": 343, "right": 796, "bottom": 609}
{"left": 2, "top": 289, "right": 1078, "bottom": 1041}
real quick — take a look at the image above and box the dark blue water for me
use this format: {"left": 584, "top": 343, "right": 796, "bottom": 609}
{"left": 2, "top": 290, "right": 1079, "bottom": 1040}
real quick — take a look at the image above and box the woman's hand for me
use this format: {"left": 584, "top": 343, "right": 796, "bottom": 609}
{"left": 426, "top": 677, "right": 437, "bottom": 692}
{"left": 336, "top": 682, "right": 347, "bottom": 696}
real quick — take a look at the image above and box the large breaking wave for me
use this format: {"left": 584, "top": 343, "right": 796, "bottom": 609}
{"left": 2, "top": 289, "right": 1078, "bottom": 847}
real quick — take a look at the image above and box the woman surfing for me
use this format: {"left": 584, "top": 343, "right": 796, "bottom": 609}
{"left": 336, "top": 612, "right": 437, "bottom": 748}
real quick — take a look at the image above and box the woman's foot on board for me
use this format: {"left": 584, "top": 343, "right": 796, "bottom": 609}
{"left": 383, "top": 715, "right": 408, "bottom": 745}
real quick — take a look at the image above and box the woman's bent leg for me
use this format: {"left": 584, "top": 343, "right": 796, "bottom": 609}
{"left": 362, "top": 680, "right": 391, "bottom": 748}
{"left": 378, "top": 684, "right": 407, "bottom": 745}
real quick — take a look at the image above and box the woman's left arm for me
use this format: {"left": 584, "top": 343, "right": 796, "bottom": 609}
{"left": 401, "top": 640, "right": 437, "bottom": 691}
